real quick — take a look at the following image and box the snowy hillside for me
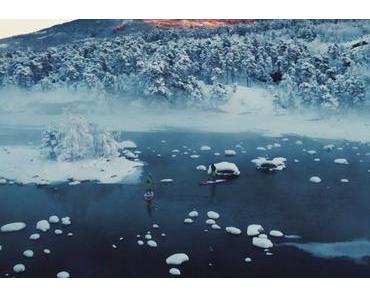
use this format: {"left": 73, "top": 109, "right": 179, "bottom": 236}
{"left": 0, "top": 19, "right": 369, "bottom": 113}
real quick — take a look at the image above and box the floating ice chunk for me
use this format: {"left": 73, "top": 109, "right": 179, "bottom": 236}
{"left": 200, "top": 145, "right": 211, "bottom": 151}
{"left": 137, "top": 240, "right": 144, "bottom": 246}
{"left": 284, "top": 234, "right": 301, "bottom": 239}
{"left": 145, "top": 234, "right": 152, "bottom": 240}
{"left": 224, "top": 150, "right": 236, "bottom": 156}
{"left": 196, "top": 165, "right": 207, "bottom": 171}
{"left": 147, "top": 240, "right": 157, "bottom": 248}
{"left": 13, "top": 264, "right": 25, "bottom": 273}
{"left": 208, "top": 162, "right": 240, "bottom": 176}
{"left": 266, "top": 252, "right": 273, "bottom": 256}
{"left": 30, "top": 233, "right": 40, "bottom": 240}
{"left": 244, "top": 257, "right": 252, "bottom": 263}
{"left": 57, "top": 271, "right": 70, "bottom": 278}
{"left": 43, "top": 249, "right": 51, "bottom": 254}
{"left": 323, "top": 144, "right": 335, "bottom": 151}
{"left": 211, "top": 224, "right": 221, "bottom": 230}
{"left": 334, "top": 158, "right": 349, "bottom": 165}
{"left": 112, "top": 244, "right": 117, "bottom": 249}
{"left": 188, "top": 211, "right": 199, "bottom": 218}
{"left": 161, "top": 233, "right": 166, "bottom": 237}
{"left": 258, "top": 234, "right": 268, "bottom": 239}
{"left": 225, "top": 227, "right": 242, "bottom": 235}
{"left": 282, "top": 138, "right": 289, "bottom": 142}
{"left": 184, "top": 218, "right": 194, "bottom": 224}
{"left": 309, "top": 176, "right": 321, "bottom": 183}
{"left": 161, "top": 140, "right": 166, "bottom": 144}
{"left": 214, "top": 152, "right": 220, "bottom": 156}
{"left": 314, "top": 158, "right": 320, "bottom": 162}
{"left": 247, "top": 224, "right": 264, "bottom": 236}
{"left": 340, "top": 178, "right": 349, "bottom": 183}
{"left": 68, "top": 180, "right": 80, "bottom": 186}
{"left": 54, "top": 229, "right": 63, "bottom": 235}
{"left": 169, "top": 268, "right": 181, "bottom": 275}
{"left": 172, "top": 149, "right": 180, "bottom": 153}
{"left": 166, "top": 253, "right": 189, "bottom": 265}
{"left": 49, "top": 216, "right": 59, "bottom": 223}
{"left": 120, "top": 140, "right": 137, "bottom": 149}
{"left": 295, "top": 140, "right": 303, "bottom": 145}
{"left": 206, "top": 219, "right": 216, "bottom": 225}
{"left": 160, "top": 178, "right": 173, "bottom": 183}
{"left": 294, "top": 159, "right": 300, "bottom": 163}
{"left": 23, "top": 250, "right": 34, "bottom": 258}
{"left": 152, "top": 224, "right": 159, "bottom": 229}
{"left": 0, "top": 245, "right": 2, "bottom": 251}
{"left": 252, "top": 237, "right": 273, "bottom": 249}
{"left": 256, "top": 146, "right": 266, "bottom": 151}
{"left": 36, "top": 220, "right": 50, "bottom": 232}
{"left": 67, "top": 233, "right": 73, "bottom": 237}
{"left": 307, "top": 150, "right": 317, "bottom": 155}
{"left": 61, "top": 217, "right": 71, "bottom": 225}
{"left": 0, "top": 178, "right": 7, "bottom": 184}
{"left": 1, "top": 222, "right": 26, "bottom": 232}
{"left": 207, "top": 211, "right": 220, "bottom": 220}
{"left": 269, "top": 230, "right": 284, "bottom": 237}
{"left": 252, "top": 157, "right": 286, "bottom": 171}
{"left": 190, "top": 154, "right": 200, "bottom": 159}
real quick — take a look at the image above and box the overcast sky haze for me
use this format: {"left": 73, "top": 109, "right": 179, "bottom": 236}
{"left": 0, "top": 19, "right": 71, "bottom": 39}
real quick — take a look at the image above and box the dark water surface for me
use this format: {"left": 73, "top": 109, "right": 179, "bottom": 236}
{"left": 1, "top": 130, "right": 370, "bottom": 277}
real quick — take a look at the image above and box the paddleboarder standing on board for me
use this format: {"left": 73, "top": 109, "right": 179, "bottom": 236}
{"left": 210, "top": 163, "right": 217, "bottom": 181}
{"left": 145, "top": 174, "right": 154, "bottom": 200}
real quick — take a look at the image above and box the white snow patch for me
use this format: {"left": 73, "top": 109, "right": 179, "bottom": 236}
{"left": 152, "top": 224, "right": 159, "bottom": 229}
{"left": 166, "top": 253, "right": 189, "bottom": 265}
{"left": 307, "top": 150, "right": 317, "bottom": 155}
{"left": 1, "top": 222, "right": 26, "bottom": 232}
{"left": 252, "top": 237, "right": 274, "bottom": 249}
{"left": 225, "top": 226, "right": 242, "bottom": 235}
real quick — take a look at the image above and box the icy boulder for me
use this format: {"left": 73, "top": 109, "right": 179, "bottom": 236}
{"left": 252, "top": 157, "right": 286, "bottom": 171}
{"left": 207, "top": 162, "right": 240, "bottom": 177}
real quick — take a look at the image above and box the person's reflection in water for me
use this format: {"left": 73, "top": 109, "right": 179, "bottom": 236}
{"left": 210, "top": 183, "right": 216, "bottom": 202}
{"left": 146, "top": 200, "right": 153, "bottom": 218}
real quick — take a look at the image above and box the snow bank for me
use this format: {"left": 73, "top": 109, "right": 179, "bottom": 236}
{"left": 309, "top": 176, "right": 322, "bottom": 183}
{"left": 36, "top": 220, "right": 50, "bottom": 232}
{"left": 247, "top": 224, "right": 264, "bottom": 236}
{"left": 1, "top": 222, "right": 26, "bottom": 232}
{"left": 225, "top": 227, "right": 242, "bottom": 235}
{"left": 252, "top": 237, "right": 274, "bottom": 249}
{"left": 169, "top": 268, "right": 181, "bottom": 276}
{"left": 252, "top": 157, "right": 286, "bottom": 171}
{"left": 207, "top": 162, "right": 240, "bottom": 176}
{"left": 166, "top": 253, "right": 189, "bottom": 265}
{"left": 334, "top": 158, "right": 349, "bottom": 165}
{"left": 207, "top": 211, "right": 220, "bottom": 220}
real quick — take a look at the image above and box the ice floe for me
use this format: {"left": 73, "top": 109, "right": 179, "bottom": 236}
{"left": 247, "top": 224, "right": 264, "bottom": 236}
{"left": 309, "top": 176, "right": 322, "bottom": 183}
{"left": 252, "top": 157, "right": 286, "bottom": 171}
{"left": 0, "top": 178, "right": 7, "bottom": 184}
{"left": 169, "top": 268, "right": 181, "bottom": 275}
{"left": 207, "top": 162, "right": 240, "bottom": 176}
{"left": 206, "top": 219, "right": 216, "bottom": 225}
{"left": 269, "top": 230, "right": 284, "bottom": 237}
{"left": 36, "top": 220, "right": 50, "bottom": 232}
{"left": 61, "top": 217, "right": 71, "bottom": 225}
{"left": 160, "top": 179, "right": 173, "bottom": 183}
{"left": 200, "top": 145, "right": 211, "bottom": 151}
{"left": 13, "top": 264, "right": 25, "bottom": 273}
{"left": 166, "top": 253, "right": 189, "bottom": 265}
{"left": 43, "top": 249, "right": 51, "bottom": 254}
{"left": 1, "top": 222, "right": 26, "bottom": 232}
{"left": 184, "top": 218, "right": 194, "bottom": 224}
{"left": 340, "top": 178, "right": 349, "bottom": 183}
{"left": 137, "top": 240, "right": 144, "bottom": 246}
{"left": 196, "top": 165, "right": 207, "bottom": 171}
{"left": 323, "top": 144, "right": 335, "bottom": 151}
{"left": 152, "top": 224, "right": 159, "bottom": 229}
{"left": 54, "top": 229, "right": 63, "bottom": 235}
{"left": 49, "top": 216, "right": 59, "bottom": 223}
{"left": 307, "top": 150, "right": 317, "bottom": 155}
{"left": 190, "top": 154, "right": 200, "bottom": 159}
{"left": 23, "top": 250, "right": 34, "bottom": 258}
{"left": 57, "top": 271, "right": 70, "bottom": 278}
{"left": 30, "top": 233, "right": 40, "bottom": 240}
{"left": 334, "top": 158, "right": 349, "bottom": 165}
{"left": 145, "top": 234, "right": 152, "bottom": 240}
{"left": 188, "top": 210, "right": 199, "bottom": 218}
{"left": 252, "top": 237, "right": 274, "bottom": 249}
{"left": 244, "top": 257, "right": 252, "bottom": 263}
{"left": 211, "top": 224, "right": 221, "bottom": 230}
{"left": 207, "top": 211, "right": 220, "bottom": 220}
{"left": 224, "top": 150, "right": 236, "bottom": 156}
{"left": 147, "top": 240, "right": 157, "bottom": 248}
{"left": 225, "top": 227, "right": 242, "bottom": 235}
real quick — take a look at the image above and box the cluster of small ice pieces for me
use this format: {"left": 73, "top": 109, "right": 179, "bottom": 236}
{"left": 1, "top": 214, "right": 73, "bottom": 277}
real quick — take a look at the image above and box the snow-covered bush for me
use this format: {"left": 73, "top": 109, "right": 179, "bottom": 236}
{"left": 40, "top": 116, "right": 120, "bottom": 161}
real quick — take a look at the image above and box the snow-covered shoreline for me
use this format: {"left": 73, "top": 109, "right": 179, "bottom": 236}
{"left": 0, "top": 145, "right": 143, "bottom": 185}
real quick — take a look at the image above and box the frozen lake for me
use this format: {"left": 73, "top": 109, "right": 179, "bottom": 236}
{"left": 1, "top": 128, "right": 370, "bottom": 277}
